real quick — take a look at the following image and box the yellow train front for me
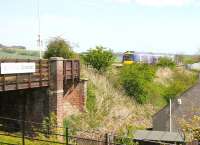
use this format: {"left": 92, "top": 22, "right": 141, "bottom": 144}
{"left": 122, "top": 51, "right": 135, "bottom": 64}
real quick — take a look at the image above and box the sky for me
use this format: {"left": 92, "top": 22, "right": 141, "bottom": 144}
{"left": 0, "top": 0, "right": 200, "bottom": 54}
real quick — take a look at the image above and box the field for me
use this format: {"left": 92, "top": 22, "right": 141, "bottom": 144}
{"left": 0, "top": 48, "right": 40, "bottom": 59}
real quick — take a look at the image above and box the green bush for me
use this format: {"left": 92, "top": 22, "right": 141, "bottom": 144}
{"left": 82, "top": 46, "right": 114, "bottom": 72}
{"left": 163, "top": 70, "right": 198, "bottom": 103}
{"left": 120, "top": 64, "right": 156, "bottom": 104}
{"left": 44, "top": 37, "right": 75, "bottom": 59}
{"left": 86, "top": 82, "right": 97, "bottom": 113}
{"left": 157, "top": 57, "right": 175, "bottom": 68}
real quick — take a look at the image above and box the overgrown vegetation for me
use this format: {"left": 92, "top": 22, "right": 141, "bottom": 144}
{"left": 63, "top": 67, "right": 154, "bottom": 136}
{"left": 157, "top": 57, "right": 176, "bottom": 68}
{"left": 120, "top": 64, "right": 156, "bottom": 104}
{"left": 0, "top": 134, "right": 63, "bottom": 145}
{"left": 44, "top": 37, "right": 75, "bottom": 59}
{"left": 177, "top": 55, "right": 200, "bottom": 64}
{"left": 162, "top": 69, "right": 197, "bottom": 103}
{"left": 180, "top": 115, "right": 200, "bottom": 142}
{"left": 82, "top": 46, "right": 114, "bottom": 72}
{"left": 0, "top": 113, "right": 61, "bottom": 145}
{"left": 118, "top": 62, "right": 197, "bottom": 106}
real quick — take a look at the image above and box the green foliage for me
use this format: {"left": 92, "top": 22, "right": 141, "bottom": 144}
{"left": 42, "top": 112, "right": 57, "bottom": 134}
{"left": 84, "top": 82, "right": 106, "bottom": 128}
{"left": 86, "top": 82, "right": 97, "bottom": 113}
{"left": 63, "top": 80, "right": 111, "bottom": 130}
{"left": 157, "top": 57, "right": 175, "bottom": 68}
{"left": 180, "top": 115, "right": 200, "bottom": 142}
{"left": 1, "top": 48, "right": 16, "bottom": 54}
{"left": 146, "top": 82, "right": 167, "bottom": 107}
{"left": 0, "top": 133, "right": 62, "bottom": 145}
{"left": 115, "top": 125, "right": 138, "bottom": 145}
{"left": 163, "top": 70, "right": 198, "bottom": 103}
{"left": 0, "top": 48, "right": 40, "bottom": 59}
{"left": 44, "top": 37, "right": 75, "bottom": 59}
{"left": 82, "top": 46, "right": 114, "bottom": 72}
{"left": 120, "top": 64, "right": 156, "bottom": 104}
{"left": 177, "top": 55, "right": 200, "bottom": 64}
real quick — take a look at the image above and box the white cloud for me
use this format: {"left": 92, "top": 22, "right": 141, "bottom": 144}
{"left": 135, "top": 0, "right": 193, "bottom": 6}
{"left": 111, "top": 0, "right": 196, "bottom": 6}
{"left": 113, "top": 0, "right": 132, "bottom": 4}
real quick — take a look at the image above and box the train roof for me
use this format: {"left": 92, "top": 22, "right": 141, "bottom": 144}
{"left": 123, "top": 51, "right": 175, "bottom": 56}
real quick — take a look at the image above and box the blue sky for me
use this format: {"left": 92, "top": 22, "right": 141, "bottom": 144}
{"left": 0, "top": 0, "right": 200, "bottom": 54}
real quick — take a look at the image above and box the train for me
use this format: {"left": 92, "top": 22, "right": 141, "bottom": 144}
{"left": 122, "top": 51, "right": 175, "bottom": 64}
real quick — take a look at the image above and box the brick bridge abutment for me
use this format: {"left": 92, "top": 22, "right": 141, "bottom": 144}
{"left": 0, "top": 57, "right": 87, "bottom": 128}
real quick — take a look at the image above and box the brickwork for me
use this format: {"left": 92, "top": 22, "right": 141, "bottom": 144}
{"left": 49, "top": 57, "right": 64, "bottom": 126}
{"left": 0, "top": 57, "right": 87, "bottom": 127}
{"left": 63, "top": 80, "right": 87, "bottom": 117}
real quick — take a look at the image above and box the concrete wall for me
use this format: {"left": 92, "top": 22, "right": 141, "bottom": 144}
{"left": 153, "top": 82, "right": 200, "bottom": 132}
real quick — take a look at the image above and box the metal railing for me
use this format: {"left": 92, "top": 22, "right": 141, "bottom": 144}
{"left": 0, "top": 116, "right": 125, "bottom": 145}
{"left": 0, "top": 116, "right": 187, "bottom": 145}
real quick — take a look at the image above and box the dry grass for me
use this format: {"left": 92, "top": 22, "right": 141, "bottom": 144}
{"left": 76, "top": 66, "right": 156, "bottom": 133}
{"left": 154, "top": 67, "right": 173, "bottom": 86}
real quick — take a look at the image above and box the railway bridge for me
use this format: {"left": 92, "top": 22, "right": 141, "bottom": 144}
{"left": 0, "top": 57, "right": 87, "bottom": 126}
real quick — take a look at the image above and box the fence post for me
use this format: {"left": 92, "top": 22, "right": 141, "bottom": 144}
{"left": 65, "top": 127, "right": 68, "bottom": 145}
{"left": 105, "top": 133, "right": 108, "bottom": 145}
{"left": 21, "top": 93, "right": 26, "bottom": 145}
{"left": 22, "top": 119, "right": 25, "bottom": 145}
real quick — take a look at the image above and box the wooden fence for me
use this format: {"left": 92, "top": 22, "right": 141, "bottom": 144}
{"left": 0, "top": 59, "right": 80, "bottom": 91}
{"left": 187, "top": 141, "right": 199, "bottom": 145}
{"left": 64, "top": 59, "right": 80, "bottom": 81}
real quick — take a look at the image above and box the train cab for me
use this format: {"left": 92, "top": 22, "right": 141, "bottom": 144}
{"left": 122, "top": 51, "right": 135, "bottom": 64}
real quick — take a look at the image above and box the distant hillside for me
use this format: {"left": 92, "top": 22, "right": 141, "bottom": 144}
{"left": 0, "top": 43, "right": 40, "bottom": 59}
{"left": 0, "top": 43, "right": 26, "bottom": 49}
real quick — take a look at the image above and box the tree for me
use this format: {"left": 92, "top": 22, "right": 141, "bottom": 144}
{"left": 83, "top": 46, "right": 114, "bottom": 72}
{"left": 44, "top": 37, "right": 75, "bottom": 59}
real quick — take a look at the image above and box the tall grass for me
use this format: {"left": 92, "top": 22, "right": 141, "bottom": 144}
{"left": 64, "top": 66, "right": 155, "bottom": 134}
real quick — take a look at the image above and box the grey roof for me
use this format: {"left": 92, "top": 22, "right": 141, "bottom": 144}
{"left": 134, "top": 130, "right": 184, "bottom": 142}
{"left": 152, "top": 81, "right": 200, "bottom": 118}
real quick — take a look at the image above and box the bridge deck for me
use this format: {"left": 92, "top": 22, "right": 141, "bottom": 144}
{"left": 0, "top": 59, "right": 80, "bottom": 91}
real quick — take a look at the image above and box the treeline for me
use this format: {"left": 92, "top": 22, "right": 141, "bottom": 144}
{"left": 44, "top": 37, "right": 198, "bottom": 105}
{"left": 0, "top": 43, "right": 26, "bottom": 49}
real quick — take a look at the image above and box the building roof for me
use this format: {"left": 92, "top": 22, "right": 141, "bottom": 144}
{"left": 134, "top": 130, "right": 184, "bottom": 142}
{"left": 152, "top": 81, "right": 200, "bottom": 118}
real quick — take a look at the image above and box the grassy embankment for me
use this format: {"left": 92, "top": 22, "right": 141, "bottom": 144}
{"left": 64, "top": 64, "right": 198, "bottom": 135}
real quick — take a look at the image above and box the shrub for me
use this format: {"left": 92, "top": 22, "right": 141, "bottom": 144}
{"left": 42, "top": 112, "right": 57, "bottom": 134}
{"left": 120, "top": 64, "right": 156, "bottom": 104}
{"left": 162, "top": 70, "right": 198, "bottom": 103}
{"left": 82, "top": 46, "right": 114, "bottom": 72}
{"left": 157, "top": 57, "right": 175, "bottom": 68}
{"left": 44, "top": 37, "right": 75, "bottom": 59}
{"left": 86, "top": 82, "right": 97, "bottom": 113}
{"left": 179, "top": 115, "right": 200, "bottom": 141}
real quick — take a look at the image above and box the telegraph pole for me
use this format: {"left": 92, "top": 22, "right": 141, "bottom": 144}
{"left": 169, "top": 98, "right": 172, "bottom": 132}
{"left": 37, "top": 0, "right": 42, "bottom": 59}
